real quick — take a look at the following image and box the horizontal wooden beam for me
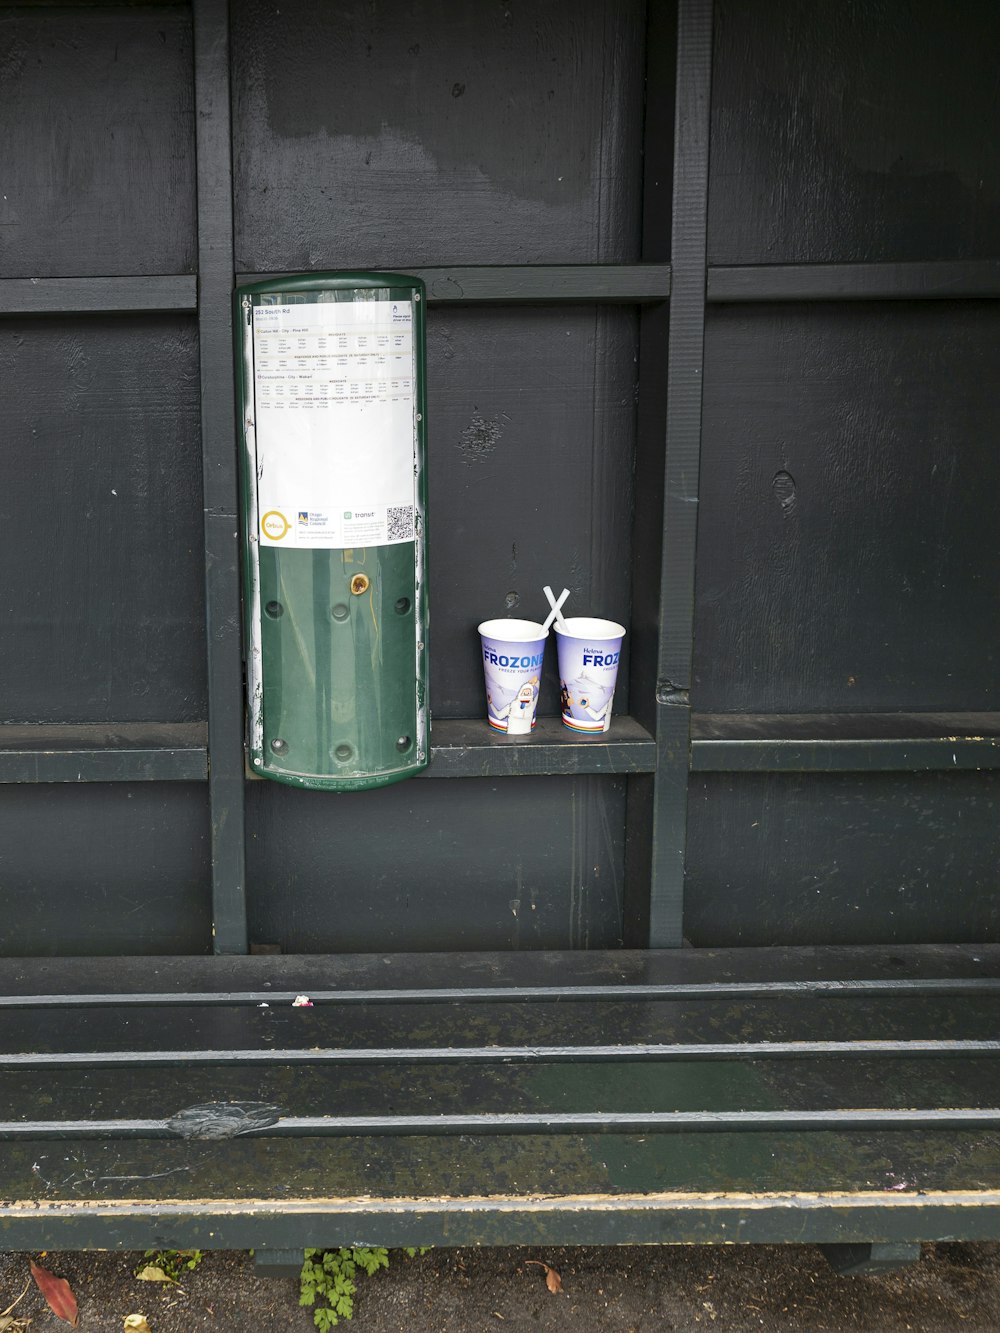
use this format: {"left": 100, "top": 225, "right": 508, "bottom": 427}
{"left": 691, "top": 712, "right": 1000, "bottom": 773}
{"left": 238, "top": 265, "right": 672, "bottom": 304}
{"left": 0, "top": 723, "right": 208, "bottom": 782}
{"left": 0, "top": 276, "right": 197, "bottom": 316}
{"left": 707, "top": 260, "right": 1000, "bottom": 304}
{"left": 6, "top": 943, "right": 997, "bottom": 996}
{"left": 1, "top": 1191, "right": 1000, "bottom": 1252}
{"left": 6, "top": 263, "right": 998, "bottom": 320}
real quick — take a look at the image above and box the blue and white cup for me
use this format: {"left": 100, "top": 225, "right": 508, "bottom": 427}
{"left": 478, "top": 618, "right": 548, "bottom": 735}
{"left": 554, "top": 617, "right": 626, "bottom": 733}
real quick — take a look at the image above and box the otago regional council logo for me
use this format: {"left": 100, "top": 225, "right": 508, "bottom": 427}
{"left": 261, "top": 510, "right": 290, "bottom": 540}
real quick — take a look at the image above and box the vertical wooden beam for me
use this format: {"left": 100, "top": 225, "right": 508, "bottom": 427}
{"left": 648, "top": 0, "right": 713, "bottom": 947}
{"left": 193, "top": 0, "right": 248, "bottom": 954}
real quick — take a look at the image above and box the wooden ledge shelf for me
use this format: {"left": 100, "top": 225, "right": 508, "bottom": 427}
{"left": 691, "top": 712, "right": 1000, "bottom": 773}
{"left": 424, "top": 715, "right": 655, "bottom": 778}
{"left": 0, "top": 724, "right": 208, "bottom": 783}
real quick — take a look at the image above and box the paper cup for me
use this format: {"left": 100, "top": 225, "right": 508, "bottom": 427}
{"left": 554, "top": 616, "right": 626, "bottom": 733}
{"left": 478, "top": 618, "right": 547, "bottom": 735}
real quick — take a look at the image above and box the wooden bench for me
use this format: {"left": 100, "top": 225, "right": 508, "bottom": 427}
{"left": 2, "top": 944, "right": 999, "bottom": 1262}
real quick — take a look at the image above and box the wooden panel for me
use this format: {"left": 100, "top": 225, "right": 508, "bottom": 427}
{"left": 709, "top": 0, "right": 1000, "bottom": 265}
{"left": 0, "top": 317, "right": 206, "bottom": 722}
{"left": 0, "top": 7, "right": 196, "bottom": 278}
{"left": 0, "top": 785, "right": 210, "bottom": 956}
{"left": 425, "top": 306, "right": 636, "bottom": 719}
{"left": 694, "top": 301, "right": 1000, "bottom": 713}
{"left": 245, "top": 776, "right": 627, "bottom": 953}
{"left": 231, "top": 0, "right": 644, "bottom": 270}
{"left": 685, "top": 772, "right": 1000, "bottom": 948}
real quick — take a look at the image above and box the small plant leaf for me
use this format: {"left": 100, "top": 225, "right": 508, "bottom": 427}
{"left": 524, "top": 1259, "right": 562, "bottom": 1294}
{"left": 30, "top": 1260, "right": 79, "bottom": 1326}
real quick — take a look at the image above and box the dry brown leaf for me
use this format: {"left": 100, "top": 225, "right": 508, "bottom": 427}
{"left": 30, "top": 1260, "right": 78, "bottom": 1326}
{"left": 135, "top": 1266, "right": 176, "bottom": 1285}
{"left": 524, "top": 1260, "right": 562, "bottom": 1294}
{"left": 123, "top": 1317, "right": 151, "bottom": 1332}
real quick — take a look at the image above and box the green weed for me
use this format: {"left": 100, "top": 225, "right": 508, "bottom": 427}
{"left": 299, "top": 1247, "right": 428, "bottom": 1329}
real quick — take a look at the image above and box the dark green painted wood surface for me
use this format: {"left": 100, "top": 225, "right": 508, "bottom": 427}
{"left": 686, "top": 772, "right": 1000, "bottom": 948}
{"left": 0, "top": 786, "right": 211, "bottom": 957}
{"left": 0, "top": 317, "right": 206, "bottom": 724}
{"left": 694, "top": 301, "right": 1000, "bottom": 717}
{"left": 0, "top": 947, "right": 998, "bottom": 1250}
{"left": 195, "top": 0, "right": 247, "bottom": 953}
{"left": 230, "top": 0, "right": 644, "bottom": 271}
{"left": 2, "top": 0, "right": 1000, "bottom": 1252}
{"left": 245, "top": 776, "right": 627, "bottom": 953}
{"left": 708, "top": 0, "right": 1000, "bottom": 265}
{"left": 0, "top": 7, "right": 196, "bottom": 278}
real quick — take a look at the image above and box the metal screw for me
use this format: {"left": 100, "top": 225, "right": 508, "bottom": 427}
{"left": 270, "top": 738, "right": 288, "bottom": 756}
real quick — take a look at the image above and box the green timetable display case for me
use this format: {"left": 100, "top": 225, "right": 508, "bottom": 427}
{"left": 235, "top": 273, "right": 429, "bottom": 791}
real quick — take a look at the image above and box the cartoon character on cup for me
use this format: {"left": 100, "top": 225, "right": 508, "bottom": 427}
{"left": 490, "top": 677, "right": 540, "bottom": 734}
{"left": 560, "top": 673, "right": 616, "bottom": 732}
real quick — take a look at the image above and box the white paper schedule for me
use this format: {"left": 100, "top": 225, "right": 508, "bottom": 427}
{"left": 251, "top": 298, "right": 417, "bottom": 548}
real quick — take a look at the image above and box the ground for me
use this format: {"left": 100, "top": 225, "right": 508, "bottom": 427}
{"left": 3, "top": 1242, "right": 1000, "bottom": 1331}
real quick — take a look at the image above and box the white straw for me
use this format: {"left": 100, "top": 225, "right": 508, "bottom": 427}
{"left": 541, "top": 585, "right": 571, "bottom": 633}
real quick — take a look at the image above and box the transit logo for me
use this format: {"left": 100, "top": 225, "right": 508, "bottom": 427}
{"left": 261, "top": 510, "right": 290, "bottom": 540}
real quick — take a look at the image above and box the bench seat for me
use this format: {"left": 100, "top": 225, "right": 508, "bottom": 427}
{"left": 1, "top": 944, "right": 999, "bottom": 1251}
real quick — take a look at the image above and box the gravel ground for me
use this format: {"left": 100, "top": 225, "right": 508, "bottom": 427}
{"left": 3, "top": 1242, "right": 1000, "bottom": 1331}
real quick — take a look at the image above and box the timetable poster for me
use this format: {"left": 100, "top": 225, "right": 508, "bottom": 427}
{"left": 251, "top": 298, "right": 417, "bottom": 549}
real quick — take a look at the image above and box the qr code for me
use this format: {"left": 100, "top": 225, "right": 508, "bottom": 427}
{"left": 386, "top": 505, "right": 414, "bottom": 540}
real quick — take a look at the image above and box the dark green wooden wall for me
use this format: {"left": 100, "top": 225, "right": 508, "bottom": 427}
{"left": 0, "top": 0, "right": 997, "bottom": 958}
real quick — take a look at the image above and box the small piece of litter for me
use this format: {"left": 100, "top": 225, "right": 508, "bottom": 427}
{"left": 292, "top": 995, "right": 313, "bottom": 1007}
